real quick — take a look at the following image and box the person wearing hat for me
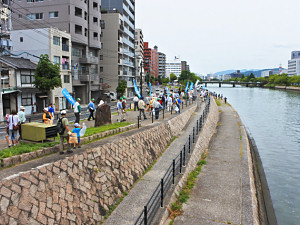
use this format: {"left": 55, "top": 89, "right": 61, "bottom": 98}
{"left": 138, "top": 97, "right": 147, "bottom": 120}
{"left": 59, "top": 110, "right": 72, "bottom": 154}
{"left": 43, "top": 107, "right": 53, "bottom": 124}
{"left": 117, "top": 98, "right": 123, "bottom": 122}
{"left": 71, "top": 123, "right": 82, "bottom": 149}
{"left": 74, "top": 98, "right": 81, "bottom": 123}
{"left": 87, "top": 98, "right": 96, "bottom": 121}
{"left": 17, "top": 106, "right": 26, "bottom": 140}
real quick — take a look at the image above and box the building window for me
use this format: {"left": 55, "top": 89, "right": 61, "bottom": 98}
{"left": 72, "top": 47, "right": 82, "bottom": 57}
{"left": 18, "top": 14, "right": 22, "bottom": 18}
{"left": 27, "top": 0, "right": 43, "bottom": 2}
{"left": 84, "top": 28, "right": 88, "bottom": 37}
{"left": 53, "top": 36, "right": 60, "bottom": 46}
{"left": 93, "top": 32, "right": 98, "bottom": 40}
{"left": 75, "top": 7, "right": 82, "bottom": 17}
{"left": 100, "top": 78, "right": 103, "bottom": 83}
{"left": 99, "top": 55, "right": 103, "bottom": 60}
{"left": 93, "top": 2, "right": 98, "bottom": 10}
{"left": 75, "top": 24, "right": 82, "bottom": 35}
{"left": 93, "top": 17, "right": 98, "bottom": 26}
{"left": 49, "top": 11, "right": 58, "bottom": 18}
{"left": 21, "top": 93, "right": 33, "bottom": 106}
{"left": 26, "top": 13, "right": 43, "bottom": 20}
{"left": 21, "top": 74, "right": 35, "bottom": 84}
{"left": 84, "top": 11, "right": 87, "bottom": 20}
{"left": 100, "top": 67, "right": 103, "bottom": 72}
{"left": 64, "top": 75, "right": 70, "bottom": 83}
{"left": 53, "top": 56, "right": 60, "bottom": 65}
{"left": 20, "top": 37, "right": 23, "bottom": 42}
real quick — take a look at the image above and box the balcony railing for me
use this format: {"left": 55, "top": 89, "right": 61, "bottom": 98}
{"left": 62, "top": 64, "right": 70, "bottom": 70}
{"left": 62, "top": 44, "right": 69, "bottom": 52}
{"left": 79, "top": 56, "right": 99, "bottom": 64}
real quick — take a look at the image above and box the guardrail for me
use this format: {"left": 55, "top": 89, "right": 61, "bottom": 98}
{"left": 134, "top": 98, "right": 211, "bottom": 225}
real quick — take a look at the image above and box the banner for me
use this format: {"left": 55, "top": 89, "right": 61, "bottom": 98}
{"left": 185, "top": 81, "right": 189, "bottom": 93}
{"left": 133, "top": 79, "right": 141, "bottom": 98}
{"left": 149, "top": 82, "right": 152, "bottom": 94}
{"left": 62, "top": 88, "right": 76, "bottom": 105}
{"left": 165, "top": 86, "right": 170, "bottom": 95}
{"left": 190, "top": 82, "right": 194, "bottom": 90}
{"left": 195, "top": 80, "right": 199, "bottom": 87}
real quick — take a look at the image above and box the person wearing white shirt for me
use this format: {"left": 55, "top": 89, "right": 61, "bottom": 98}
{"left": 17, "top": 106, "right": 26, "bottom": 140}
{"left": 133, "top": 95, "right": 139, "bottom": 111}
{"left": 7, "top": 110, "right": 20, "bottom": 147}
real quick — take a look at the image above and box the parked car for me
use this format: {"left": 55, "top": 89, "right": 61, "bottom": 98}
{"left": 104, "top": 92, "right": 117, "bottom": 101}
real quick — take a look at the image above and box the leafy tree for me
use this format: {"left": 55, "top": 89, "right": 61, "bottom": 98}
{"left": 249, "top": 73, "right": 255, "bottom": 79}
{"left": 150, "top": 76, "right": 155, "bottom": 84}
{"left": 170, "top": 73, "right": 177, "bottom": 82}
{"left": 116, "top": 80, "right": 127, "bottom": 97}
{"left": 33, "top": 54, "right": 61, "bottom": 92}
{"left": 145, "top": 73, "right": 150, "bottom": 83}
{"left": 162, "top": 77, "right": 170, "bottom": 83}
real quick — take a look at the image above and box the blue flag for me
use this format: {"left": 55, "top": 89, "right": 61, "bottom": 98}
{"left": 185, "top": 81, "right": 189, "bottom": 93}
{"left": 166, "top": 86, "right": 170, "bottom": 95}
{"left": 133, "top": 79, "right": 141, "bottom": 98}
{"left": 62, "top": 88, "right": 76, "bottom": 105}
{"left": 149, "top": 82, "right": 152, "bottom": 94}
{"left": 190, "top": 82, "right": 194, "bottom": 90}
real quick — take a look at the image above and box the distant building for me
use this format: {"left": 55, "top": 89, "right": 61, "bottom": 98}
{"left": 158, "top": 52, "right": 166, "bottom": 78}
{"left": 230, "top": 70, "right": 242, "bottom": 78}
{"left": 181, "top": 61, "right": 190, "bottom": 72}
{"left": 166, "top": 58, "right": 182, "bottom": 77}
{"left": 135, "top": 28, "right": 144, "bottom": 87}
{"left": 143, "top": 42, "right": 159, "bottom": 78}
{"left": 288, "top": 51, "right": 300, "bottom": 76}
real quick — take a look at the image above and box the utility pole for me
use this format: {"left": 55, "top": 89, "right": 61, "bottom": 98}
{"left": 0, "top": 64, "right": 3, "bottom": 121}
{"left": 140, "top": 60, "right": 143, "bottom": 97}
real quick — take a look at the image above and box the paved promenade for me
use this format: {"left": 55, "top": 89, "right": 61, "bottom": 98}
{"left": 174, "top": 102, "right": 256, "bottom": 225}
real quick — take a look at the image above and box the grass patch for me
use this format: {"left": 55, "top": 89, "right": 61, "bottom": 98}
{"left": 168, "top": 156, "right": 207, "bottom": 224}
{"left": 215, "top": 98, "right": 221, "bottom": 106}
{"left": 0, "top": 142, "right": 58, "bottom": 160}
{"left": 111, "top": 109, "right": 134, "bottom": 115}
{"left": 83, "top": 122, "right": 131, "bottom": 137}
{"left": 102, "top": 192, "right": 128, "bottom": 221}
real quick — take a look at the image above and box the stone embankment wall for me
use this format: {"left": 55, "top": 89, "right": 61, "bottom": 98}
{"left": 0, "top": 105, "right": 197, "bottom": 225}
{"left": 274, "top": 86, "right": 300, "bottom": 91}
{"left": 160, "top": 99, "right": 219, "bottom": 224}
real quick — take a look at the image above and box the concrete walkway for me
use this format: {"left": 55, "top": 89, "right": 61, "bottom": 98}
{"left": 174, "top": 103, "right": 254, "bottom": 225}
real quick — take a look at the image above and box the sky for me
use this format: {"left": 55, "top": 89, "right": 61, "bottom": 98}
{"left": 135, "top": 0, "right": 300, "bottom": 74}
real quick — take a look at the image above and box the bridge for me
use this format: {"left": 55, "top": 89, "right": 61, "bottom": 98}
{"left": 201, "top": 80, "right": 263, "bottom": 87}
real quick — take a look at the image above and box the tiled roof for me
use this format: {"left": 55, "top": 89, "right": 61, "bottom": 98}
{"left": 0, "top": 56, "right": 37, "bottom": 70}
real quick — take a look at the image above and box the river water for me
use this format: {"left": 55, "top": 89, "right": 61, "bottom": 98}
{"left": 207, "top": 84, "right": 300, "bottom": 225}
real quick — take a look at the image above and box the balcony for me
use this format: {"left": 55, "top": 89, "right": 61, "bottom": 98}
{"left": 123, "top": 38, "right": 135, "bottom": 49}
{"left": 79, "top": 56, "right": 99, "bottom": 64}
{"left": 62, "top": 64, "right": 70, "bottom": 70}
{"left": 62, "top": 44, "right": 69, "bottom": 52}
{"left": 124, "top": 26, "right": 134, "bottom": 39}
{"left": 123, "top": 3, "right": 135, "bottom": 21}
{"left": 123, "top": 16, "right": 134, "bottom": 30}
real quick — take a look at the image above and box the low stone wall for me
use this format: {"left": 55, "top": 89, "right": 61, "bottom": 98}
{"left": 0, "top": 124, "right": 137, "bottom": 169}
{"left": 275, "top": 86, "right": 300, "bottom": 91}
{"left": 0, "top": 105, "right": 197, "bottom": 224}
{"left": 160, "top": 98, "right": 219, "bottom": 224}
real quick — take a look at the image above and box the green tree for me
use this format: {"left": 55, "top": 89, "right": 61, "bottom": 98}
{"left": 162, "top": 77, "right": 170, "bottom": 83}
{"left": 116, "top": 80, "right": 127, "bottom": 97}
{"left": 145, "top": 73, "right": 150, "bottom": 83}
{"left": 33, "top": 54, "right": 61, "bottom": 92}
{"left": 249, "top": 73, "right": 255, "bottom": 79}
{"left": 170, "top": 73, "right": 177, "bottom": 82}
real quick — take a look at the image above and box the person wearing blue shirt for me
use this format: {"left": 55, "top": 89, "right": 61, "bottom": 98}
{"left": 72, "top": 123, "right": 82, "bottom": 149}
{"left": 87, "top": 98, "right": 96, "bottom": 121}
{"left": 175, "top": 97, "right": 181, "bottom": 114}
{"left": 48, "top": 103, "right": 55, "bottom": 119}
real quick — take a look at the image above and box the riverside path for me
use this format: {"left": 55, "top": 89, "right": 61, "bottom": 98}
{"left": 174, "top": 101, "right": 257, "bottom": 225}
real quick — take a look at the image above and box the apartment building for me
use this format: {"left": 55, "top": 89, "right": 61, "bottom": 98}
{"left": 158, "top": 52, "right": 166, "bottom": 78}
{"left": 11, "top": 27, "right": 72, "bottom": 111}
{"left": 288, "top": 51, "right": 300, "bottom": 76}
{"left": 102, "top": 0, "right": 136, "bottom": 97}
{"left": 143, "top": 42, "right": 159, "bottom": 78}
{"left": 10, "top": 0, "right": 102, "bottom": 104}
{"left": 166, "top": 58, "right": 182, "bottom": 77}
{"left": 135, "top": 28, "right": 144, "bottom": 86}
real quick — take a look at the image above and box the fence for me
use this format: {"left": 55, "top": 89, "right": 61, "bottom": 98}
{"left": 137, "top": 97, "right": 197, "bottom": 128}
{"left": 134, "top": 98, "right": 211, "bottom": 225}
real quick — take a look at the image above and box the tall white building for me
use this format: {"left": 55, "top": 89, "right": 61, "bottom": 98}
{"left": 166, "top": 58, "right": 182, "bottom": 77}
{"left": 288, "top": 51, "right": 300, "bottom": 76}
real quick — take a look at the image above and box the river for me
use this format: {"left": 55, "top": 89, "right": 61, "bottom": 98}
{"left": 207, "top": 84, "right": 300, "bottom": 225}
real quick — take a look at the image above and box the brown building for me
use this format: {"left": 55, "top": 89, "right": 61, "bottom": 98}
{"left": 143, "top": 42, "right": 158, "bottom": 78}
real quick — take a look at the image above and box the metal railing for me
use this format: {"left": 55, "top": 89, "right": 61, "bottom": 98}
{"left": 134, "top": 98, "right": 211, "bottom": 225}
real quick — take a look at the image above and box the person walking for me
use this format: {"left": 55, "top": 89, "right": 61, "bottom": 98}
{"left": 71, "top": 123, "right": 82, "bottom": 149}
{"left": 87, "top": 98, "right": 96, "bottom": 121}
{"left": 122, "top": 97, "right": 127, "bottom": 121}
{"left": 7, "top": 110, "right": 20, "bottom": 147}
{"left": 133, "top": 95, "right": 139, "bottom": 111}
{"left": 17, "top": 106, "right": 26, "bottom": 140}
{"left": 154, "top": 98, "right": 162, "bottom": 119}
{"left": 117, "top": 98, "right": 123, "bottom": 122}
{"left": 145, "top": 94, "right": 151, "bottom": 112}
{"left": 74, "top": 98, "right": 81, "bottom": 123}
{"left": 224, "top": 97, "right": 227, "bottom": 104}
{"left": 59, "top": 110, "right": 72, "bottom": 154}
{"left": 167, "top": 94, "right": 173, "bottom": 111}
{"left": 138, "top": 97, "right": 147, "bottom": 120}
{"left": 43, "top": 108, "right": 53, "bottom": 124}
{"left": 175, "top": 96, "right": 181, "bottom": 114}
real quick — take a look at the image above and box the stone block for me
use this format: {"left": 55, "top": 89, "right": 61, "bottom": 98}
{"left": 20, "top": 153, "right": 31, "bottom": 163}
{"left": 2, "top": 158, "right": 12, "bottom": 167}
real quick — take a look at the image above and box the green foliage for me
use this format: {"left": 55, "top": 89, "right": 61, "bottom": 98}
{"left": 0, "top": 142, "right": 58, "bottom": 159}
{"left": 170, "top": 73, "right": 177, "bottom": 82}
{"left": 178, "top": 70, "right": 202, "bottom": 85}
{"left": 145, "top": 73, "right": 150, "bottom": 83}
{"left": 83, "top": 122, "right": 131, "bottom": 137}
{"left": 162, "top": 77, "right": 170, "bottom": 83}
{"left": 150, "top": 76, "right": 155, "bottom": 84}
{"left": 116, "top": 80, "right": 127, "bottom": 97}
{"left": 33, "top": 54, "right": 62, "bottom": 91}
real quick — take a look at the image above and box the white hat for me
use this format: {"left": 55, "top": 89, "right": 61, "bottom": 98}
{"left": 74, "top": 123, "right": 80, "bottom": 127}
{"left": 44, "top": 108, "right": 48, "bottom": 112}
{"left": 98, "top": 100, "right": 104, "bottom": 106}
{"left": 20, "top": 106, "right": 25, "bottom": 110}
{"left": 61, "top": 110, "right": 67, "bottom": 115}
